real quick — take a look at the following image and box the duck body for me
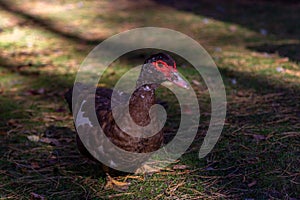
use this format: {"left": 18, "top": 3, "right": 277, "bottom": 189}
{"left": 65, "top": 53, "right": 189, "bottom": 190}
{"left": 64, "top": 83, "right": 163, "bottom": 159}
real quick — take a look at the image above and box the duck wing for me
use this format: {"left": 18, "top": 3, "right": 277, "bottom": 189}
{"left": 64, "top": 83, "right": 163, "bottom": 172}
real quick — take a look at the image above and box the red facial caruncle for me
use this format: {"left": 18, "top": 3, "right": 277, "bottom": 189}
{"left": 152, "top": 60, "right": 177, "bottom": 78}
{"left": 152, "top": 59, "right": 189, "bottom": 89}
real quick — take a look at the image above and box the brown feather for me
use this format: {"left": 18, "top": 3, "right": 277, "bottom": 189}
{"left": 64, "top": 53, "right": 184, "bottom": 174}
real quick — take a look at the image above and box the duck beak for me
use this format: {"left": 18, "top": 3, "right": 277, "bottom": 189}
{"left": 168, "top": 71, "right": 190, "bottom": 89}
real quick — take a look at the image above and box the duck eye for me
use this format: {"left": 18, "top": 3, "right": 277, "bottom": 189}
{"left": 154, "top": 61, "right": 167, "bottom": 69}
{"left": 157, "top": 63, "right": 164, "bottom": 68}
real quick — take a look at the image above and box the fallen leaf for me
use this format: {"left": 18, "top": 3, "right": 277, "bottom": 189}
{"left": 27, "top": 135, "right": 40, "bottom": 142}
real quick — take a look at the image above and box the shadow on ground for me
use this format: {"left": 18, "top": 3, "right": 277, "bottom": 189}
{"left": 248, "top": 43, "right": 300, "bottom": 63}
{"left": 152, "top": 0, "right": 300, "bottom": 62}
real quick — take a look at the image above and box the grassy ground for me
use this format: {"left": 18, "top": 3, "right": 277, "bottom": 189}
{"left": 0, "top": 0, "right": 299, "bottom": 199}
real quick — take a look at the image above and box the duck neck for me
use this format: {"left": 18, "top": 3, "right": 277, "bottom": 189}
{"left": 129, "top": 84, "right": 157, "bottom": 126}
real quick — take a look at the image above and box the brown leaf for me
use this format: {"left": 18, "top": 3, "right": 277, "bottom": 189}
{"left": 27, "top": 135, "right": 40, "bottom": 142}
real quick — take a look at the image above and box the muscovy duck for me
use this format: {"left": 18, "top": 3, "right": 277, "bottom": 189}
{"left": 65, "top": 53, "right": 189, "bottom": 190}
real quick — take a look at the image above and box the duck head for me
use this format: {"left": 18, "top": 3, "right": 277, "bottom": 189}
{"left": 137, "top": 53, "right": 189, "bottom": 89}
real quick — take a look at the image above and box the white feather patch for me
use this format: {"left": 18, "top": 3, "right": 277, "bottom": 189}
{"left": 75, "top": 100, "right": 93, "bottom": 128}
{"left": 109, "top": 159, "right": 117, "bottom": 167}
{"left": 97, "top": 145, "right": 105, "bottom": 155}
{"left": 144, "top": 85, "right": 151, "bottom": 91}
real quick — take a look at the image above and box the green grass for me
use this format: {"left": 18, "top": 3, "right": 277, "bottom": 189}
{"left": 0, "top": 0, "right": 299, "bottom": 199}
